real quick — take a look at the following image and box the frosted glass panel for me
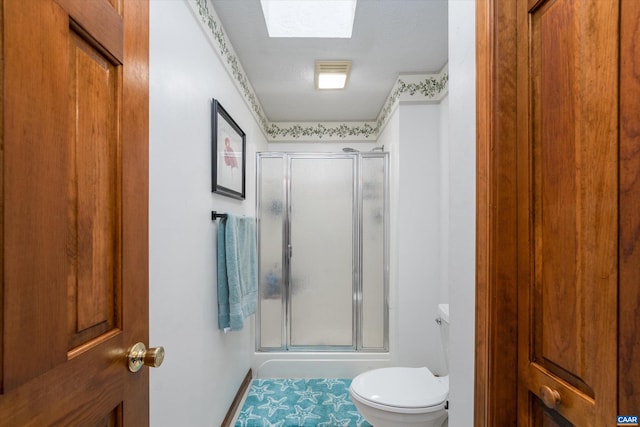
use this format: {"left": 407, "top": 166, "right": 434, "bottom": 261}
{"left": 361, "top": 156, "right": 386, "bottom": 348}
{"left": 289, "top": 158, "right": 354, "bottom": 347}
{"left": 258, "top": 156, "right": 284, "bottom": 348}
{"left": 257, "top": 152, "right": 388, "bottom": 352}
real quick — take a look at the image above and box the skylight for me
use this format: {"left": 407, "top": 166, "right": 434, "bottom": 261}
{"left": 260, "top": 0, "right": 357, "bottom": 38}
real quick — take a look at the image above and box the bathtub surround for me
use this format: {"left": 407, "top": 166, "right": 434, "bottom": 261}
{"left": 256, "top": 153, "right": 389, "bottom": 352}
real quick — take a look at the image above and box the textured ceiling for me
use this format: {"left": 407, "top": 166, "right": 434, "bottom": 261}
{"left": 210, "top": 0, "right": 448, "bottom": 123}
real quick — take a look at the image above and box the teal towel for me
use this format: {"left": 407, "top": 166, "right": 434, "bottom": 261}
{"left": 217, "top": 214, "right": 258, "bottom": 331}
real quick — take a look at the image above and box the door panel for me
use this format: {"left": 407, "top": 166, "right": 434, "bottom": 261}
{"left": 531, "top": 397, "right": 573, "bottom": 427}
{"left": 0, "top": 0, "right": 149, "bottom": 424}
{"left": 517, "top": 0, "right": 618, "bottom": 425}
{"left": 289, "top": 157, "right": 355, "bottom": 347}
{"left": 67, "top": 27, "right": 121, "bottom": 350}
{"left": 56, "top": 0, "right": 124, "bottom": 62}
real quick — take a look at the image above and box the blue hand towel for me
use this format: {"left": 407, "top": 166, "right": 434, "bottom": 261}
{"left": 217, "top": 214, "right": 258, "bottom": 331}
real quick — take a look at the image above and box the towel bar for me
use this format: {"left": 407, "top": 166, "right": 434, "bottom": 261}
{"left": 212, "top": 211, "right": 228, "bottom": 221}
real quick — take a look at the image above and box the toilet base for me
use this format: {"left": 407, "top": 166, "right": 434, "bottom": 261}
{"left": 351, "top": 398, "right": 448, "bottom": 427}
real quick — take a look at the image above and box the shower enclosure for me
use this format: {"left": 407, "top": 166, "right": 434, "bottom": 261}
{"left": 257, "top": 152, "right": 389, "bottom": 352}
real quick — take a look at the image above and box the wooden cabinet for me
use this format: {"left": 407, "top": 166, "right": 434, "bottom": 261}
{"left": 516, "top": 0, "right": 618, "bottom": 425}
{"left": 476, "top": 0, "right": 639, "bottom": 425}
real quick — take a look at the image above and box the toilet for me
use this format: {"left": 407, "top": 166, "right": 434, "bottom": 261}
{"left": 349, "top": 304, "right": 450, "bottom": 427}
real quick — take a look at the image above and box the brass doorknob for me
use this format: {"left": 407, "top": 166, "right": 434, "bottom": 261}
{"left": 127, "top": 342, "right": 165, "bottom": 373}
{"left": 539, "top": 385, "right": 561, "bottom": 408}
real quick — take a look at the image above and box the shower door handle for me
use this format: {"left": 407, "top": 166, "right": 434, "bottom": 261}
{"left": 287, "top": 244, "right": 293, "bottom": 258}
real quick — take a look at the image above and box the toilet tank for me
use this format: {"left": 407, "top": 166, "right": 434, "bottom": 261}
{"left": 438, "top": 304, "right": 450, "bottom": 373}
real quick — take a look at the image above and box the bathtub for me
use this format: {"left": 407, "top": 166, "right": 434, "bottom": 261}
{"left": 252, "top": 352, "right": 391, "bottom": 379}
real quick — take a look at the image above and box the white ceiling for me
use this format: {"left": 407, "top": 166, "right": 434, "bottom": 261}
{"left": 210, "top": 0, "right": 448, "bottom": 123}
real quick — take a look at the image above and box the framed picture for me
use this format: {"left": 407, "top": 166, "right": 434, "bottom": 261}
{"left": 212, "top": 99, "right": 246, "bottom": 199}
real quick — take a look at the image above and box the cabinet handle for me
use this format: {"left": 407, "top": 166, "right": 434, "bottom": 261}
{"left": 539, "top": 385, "right": 561, "bottom": 409}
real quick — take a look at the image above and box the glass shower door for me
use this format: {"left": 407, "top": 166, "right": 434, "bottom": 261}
{"left": 288, "top": 156, "right": 355, "bottom": 348}
{"left": 257, "top": 152, "right": 388, "bottom": 352}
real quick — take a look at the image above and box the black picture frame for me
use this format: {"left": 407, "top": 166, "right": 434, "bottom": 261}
{"left": 212, "top": 99, "right": 246, "bottom": 199}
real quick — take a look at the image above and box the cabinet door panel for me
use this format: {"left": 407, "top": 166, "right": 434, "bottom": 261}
{"left": 517, "top": 0, "right": 618, "bottom": 425}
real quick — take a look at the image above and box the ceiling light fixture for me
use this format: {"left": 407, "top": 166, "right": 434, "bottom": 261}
{"left": 260, "top": 0, "right": 357, "bottom": 38}
{"left": 315, "top": 60, "right": 352, "bottom": 90}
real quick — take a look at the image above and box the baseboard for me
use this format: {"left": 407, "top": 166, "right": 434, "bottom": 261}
{"left": 221, "top": 368, "right": 253, "bottom": 427}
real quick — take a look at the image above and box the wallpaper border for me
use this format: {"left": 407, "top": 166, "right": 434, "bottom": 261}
{"left": 189, "top": 0, "right": 448, "bottom": 142}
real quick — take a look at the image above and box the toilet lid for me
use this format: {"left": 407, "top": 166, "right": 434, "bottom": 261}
{"left": 350, "top": 367, "right": 448, "bottom": 409}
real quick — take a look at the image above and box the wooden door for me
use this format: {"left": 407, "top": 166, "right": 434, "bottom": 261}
{"left": 0, "top": 0, "right": 150, "bottom": 425}
{"left": 516, "top": 0, "right": 618, "bottom": 425}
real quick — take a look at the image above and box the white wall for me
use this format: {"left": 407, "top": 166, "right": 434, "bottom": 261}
{"left": 379, "top": 103, "right": 447, "bottom": 375}
{"left": 447, "top": 1, "right": 476, "bottom": 426}
{"left": 393, "top": 103, "right": 446, "bottom": 374}
{"left": 377, "top": 107, "right": 401, "bottom": 365}
{"left": 439, "top": 95, "right": 450, "bottom": 304}
{"left": 149, "top": 1, "right": 268, "bottom": 425}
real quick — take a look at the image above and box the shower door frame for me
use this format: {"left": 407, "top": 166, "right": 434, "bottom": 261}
{"left": 256, "top": 152, "right": 389, "bottom": 352}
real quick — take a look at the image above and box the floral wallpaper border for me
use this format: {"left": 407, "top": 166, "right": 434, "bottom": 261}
{"left": 188, "top": 0, "right": 448, "bottom": 142}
